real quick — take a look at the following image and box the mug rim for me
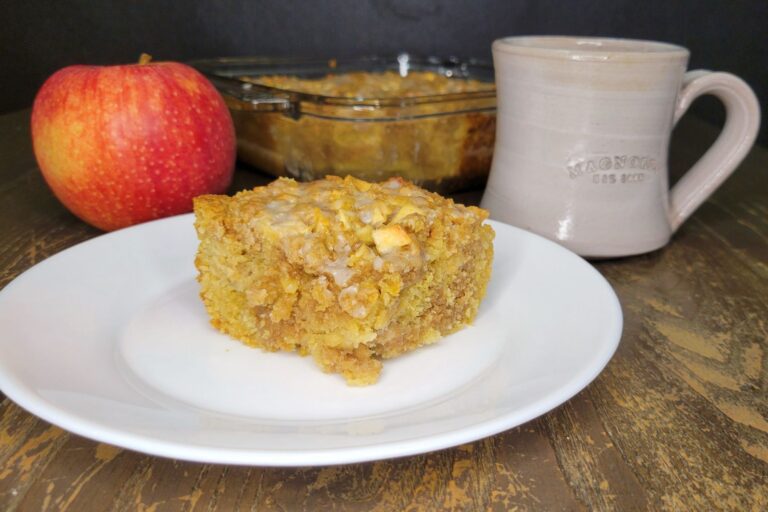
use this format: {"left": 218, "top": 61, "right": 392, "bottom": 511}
{"left": 494, "top": 36, "right": 689, "bottom": 61}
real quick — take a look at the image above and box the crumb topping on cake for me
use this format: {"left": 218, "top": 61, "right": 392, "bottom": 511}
{"left": 226, "top": 176, "right": 481, "bottom": 300}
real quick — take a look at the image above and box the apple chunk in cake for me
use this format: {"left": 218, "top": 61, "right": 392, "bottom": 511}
{"left": 193, "top": 175, "right": 494, "bottom": 385}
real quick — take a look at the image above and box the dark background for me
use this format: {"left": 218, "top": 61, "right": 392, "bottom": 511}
{"left": 3, "top": 0, "right": 767, "bottom": 143}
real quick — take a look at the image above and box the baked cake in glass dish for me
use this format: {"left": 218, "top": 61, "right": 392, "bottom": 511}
{"left": 193, "top": 175, "right": 494, "bottom": 385}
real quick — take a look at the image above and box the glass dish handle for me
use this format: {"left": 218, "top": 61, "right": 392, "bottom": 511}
{"left": 206, "top": 75, "right": 292, "bottom": 113}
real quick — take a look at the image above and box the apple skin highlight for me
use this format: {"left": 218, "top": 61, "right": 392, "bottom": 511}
{"left": 31, "top": 59, "right": 236, "bottom": 231}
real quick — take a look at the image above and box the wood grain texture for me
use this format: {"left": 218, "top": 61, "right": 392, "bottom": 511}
{"left": 0, "top": 109, "right": 765, "bottom": 511}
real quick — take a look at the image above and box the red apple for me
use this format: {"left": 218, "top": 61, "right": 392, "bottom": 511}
{"left": 31, "top": 55, "right": 235, "bottom": 231}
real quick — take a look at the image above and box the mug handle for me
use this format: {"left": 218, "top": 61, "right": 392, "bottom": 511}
{"left": 669, "top": 71, "right": 760, "bottom": 231}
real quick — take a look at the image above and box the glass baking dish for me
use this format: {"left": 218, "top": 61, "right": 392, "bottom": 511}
{"left": 192, "top": 54, "right": 496, "bottom": 192}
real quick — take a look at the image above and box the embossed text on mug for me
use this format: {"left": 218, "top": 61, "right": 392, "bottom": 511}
{"left": 566, "top": 154, "right": 661, "bottom": 184}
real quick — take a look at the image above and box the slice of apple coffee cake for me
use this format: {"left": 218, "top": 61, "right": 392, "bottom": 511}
{"left": 193, "top": 175, "right": 494, "bottom": 385}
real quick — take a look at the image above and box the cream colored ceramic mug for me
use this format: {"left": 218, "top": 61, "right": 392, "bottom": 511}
{"left": 481, "top": 36, "right": 760, "bottom": 257}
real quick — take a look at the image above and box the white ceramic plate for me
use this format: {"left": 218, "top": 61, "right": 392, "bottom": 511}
{"left": 0, "top": 215, "right": 622, "bottom": 466}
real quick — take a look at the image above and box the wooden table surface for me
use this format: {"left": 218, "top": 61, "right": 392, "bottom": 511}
{"left": 0, "top": 108, "right": 765, "bottom": 511}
